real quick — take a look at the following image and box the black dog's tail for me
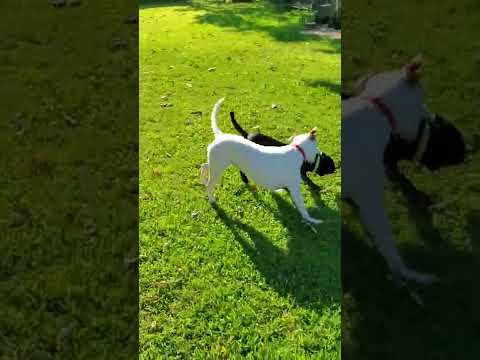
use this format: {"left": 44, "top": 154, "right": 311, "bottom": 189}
{"left": 229, "top": 111, "right": 249, "bottom": 138}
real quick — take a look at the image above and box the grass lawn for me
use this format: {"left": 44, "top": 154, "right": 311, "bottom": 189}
{"left": 0, "top": 1, "right": 137, "bottom": 359}
{"left": 342, "top": 0, "right": 480, "bottom": 358}
{"left": 140, "top": 1, "right": 341, "bottom": 358}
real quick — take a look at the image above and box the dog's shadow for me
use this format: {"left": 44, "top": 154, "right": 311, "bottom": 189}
{"left": 212, "top": 190, "right": 340, "bottom": 312}
{"left": 391, "top": 174, "right": 442, "bottom": 246}
{"left": 342, "top": 176, "right": 480, "bottom": 359}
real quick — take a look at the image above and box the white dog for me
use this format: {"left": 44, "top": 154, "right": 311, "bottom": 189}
{"left": 342, "top": 55, "right": 465, "bottom": 285}
{"left": 201, "top": 98, "right": 322, "bottom": 224}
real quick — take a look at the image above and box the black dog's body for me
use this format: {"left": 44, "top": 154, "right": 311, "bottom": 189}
{"left": 229, "top": 112, "right": 335, "bottom": 192}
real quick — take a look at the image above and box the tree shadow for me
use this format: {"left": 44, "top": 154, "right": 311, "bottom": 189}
{"left": 142, "top": 0, "right": 341, "bottom": 48}
{"left": 139, "top": 0, "right": 290, "bottom": 11}
{"left": 313, "top": 48, "right": 341, "bottom": 55}
{"left": 139, "top": 0, "right": 192, "bottom": 9}
{"left": 212, "top": 191, "right": 340, "bottom": 313}
{"left": 190, "top": 3, "right": 340, "bottom": 46}
{"left": 342, "top": 183, "right": 480, "bottom": 359}
{"left": 303, "top": 79, "right": 341, "bottom": 95}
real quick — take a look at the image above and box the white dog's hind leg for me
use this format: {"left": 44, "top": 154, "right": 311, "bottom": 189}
{"left": 288, "top": 186, "right": 323, "bottom": 224}
{"left": 205, "top": 160, "right": 228, "bottom": 204}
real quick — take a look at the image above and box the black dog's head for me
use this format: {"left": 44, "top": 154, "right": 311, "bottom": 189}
{"left": 418, "top": 114, "right": 466, "bottom": 171}
{"left": 305, "top": 152, "right": 336, "bottom": 176}
{"left": 386, "top": 113, "right": 466, "bottom": 172}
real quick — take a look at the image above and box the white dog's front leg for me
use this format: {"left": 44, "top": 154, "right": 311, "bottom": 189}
{"left": 288, "top": 186, "right": 323, "bottom": 224}
{"left": 357, "top": 192, "right": 438, "bottom": 285}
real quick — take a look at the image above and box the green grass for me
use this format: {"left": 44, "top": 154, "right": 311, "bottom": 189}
{"left": 342, "top": 0, "right": 480, "bottom": 358}
{"left": 140, "top": 1, "right": 341, "bottom": 358}
{"left": 0, "top": 1, "right": 137, "bottom": 359}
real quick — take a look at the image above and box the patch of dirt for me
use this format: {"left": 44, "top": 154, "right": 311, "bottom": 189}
{"left": 303, "top": 24, "right": 341, "bottom": 39}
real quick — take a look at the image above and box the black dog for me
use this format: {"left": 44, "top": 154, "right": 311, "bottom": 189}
{"left": 385, "top": 113, "right": 465, "bottom": 174}
{"left": 229, "top": 112, "right": 335, "bottom": 192}
{"left": 383, "top": 112, "right": 466, "bottom": 207}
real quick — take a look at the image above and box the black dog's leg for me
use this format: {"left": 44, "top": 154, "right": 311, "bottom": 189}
{"left": 303, "top": 174, "right": 321, "bottom": 192}
{"left": 383, "top": 138, "right": 404, "bottom": 182}
{"left": 384, "top": 152, "right": 432, "bottom": 207}
{"left": 384, "top": 161, "right": 403, "bottom": 183}
{"left": 240, "top": 171, "right": 249, "bottom": 185}
{"left": 397, "top": 174, "right": 432, "bottom": 207}
{"left": 301, "top": 164, "right": 320, "bottom": 192}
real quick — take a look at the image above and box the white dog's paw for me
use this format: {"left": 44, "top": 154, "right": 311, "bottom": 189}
{"left": 207, "top": 193, "right": 216, "bottom": 204}
{"left": 208, "top": 197, "right": 216, "bottom": 204}
{"left": 403, "top": 270, "right": 439, "bottom": 285}
{"left": 306, "top": 217, "right": 323, "bottom": 225}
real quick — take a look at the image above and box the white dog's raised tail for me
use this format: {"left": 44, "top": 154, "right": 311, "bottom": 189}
{"left": 211, "top": 98, "right": 225, "bottom": 137}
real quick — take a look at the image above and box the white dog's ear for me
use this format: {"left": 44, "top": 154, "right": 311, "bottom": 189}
{"left": 405, "top": 53, "right": 423, "bottom": 83}
{"left": 309, "top": 127, "right": 317, "bottom": 139}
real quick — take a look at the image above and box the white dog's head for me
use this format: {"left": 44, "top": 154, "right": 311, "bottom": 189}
{"left": 360, "top": 55, "right": 466, "bottom": 170}
{"left": 361, "top": 55, "right": 429, "bottom": 137}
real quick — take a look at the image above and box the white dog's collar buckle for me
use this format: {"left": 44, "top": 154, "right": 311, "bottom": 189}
{"left": 413, "top": 118, "right": 431, "bottom": 165}
{"left": 313, "top": 154, "right": 321, "bottom": 172}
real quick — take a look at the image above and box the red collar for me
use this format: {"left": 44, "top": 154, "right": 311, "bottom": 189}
{"left": 366, "top": 96, "right": 398, "bottom": 134}
{"left": 291, "top": 144, "right": 306, "bottom": 161}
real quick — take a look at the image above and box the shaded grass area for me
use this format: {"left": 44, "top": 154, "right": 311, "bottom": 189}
{"left": 342, "top": 0, "right": 480, "bottom": 358}
{"left": 141, "top": 0, "right": 341, "bottom": 48}
{"left": 140, "top": 2, "right": 340, "bottom": 358}
{"left": 0, "top": 1, "right": 138, "bottom": 359}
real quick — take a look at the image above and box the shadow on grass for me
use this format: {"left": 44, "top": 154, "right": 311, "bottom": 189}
{"left": 139, "top": 0, "right": 193, "bottom": 9}
{"left": 212, "top": 190, "right": 340, "bottom": 313}
{"left": 153, "top": 1, "right": 341, "bottom": 48}
{"left": 141, "top": 0, "right": 341, "bottom": 48}
{"left": 303, "top": 79, "right": 341, "bottom": 95}
{"left": 313, "top": 48, "right": 341, "bottom": 55}
{"left": 195, "top": 6, "right": 325, "bottom": 43}
{"left": 342, "top": 182, "right": 480, "bottom": 359}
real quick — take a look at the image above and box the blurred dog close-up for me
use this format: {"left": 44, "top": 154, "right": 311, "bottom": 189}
{"left": 342, "top": 55, "right": 466, "bottom": 285}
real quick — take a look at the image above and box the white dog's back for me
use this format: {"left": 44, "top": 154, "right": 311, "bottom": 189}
{"left": 208, "top": 134, "right": 302, "bottom": 189}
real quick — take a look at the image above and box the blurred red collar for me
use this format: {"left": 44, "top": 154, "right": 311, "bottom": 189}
{"left": 291, "top": 144, "right": 306, "bottom": 161}
{"left": 367, "top": 96, "right": 398, "bottom": 134}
